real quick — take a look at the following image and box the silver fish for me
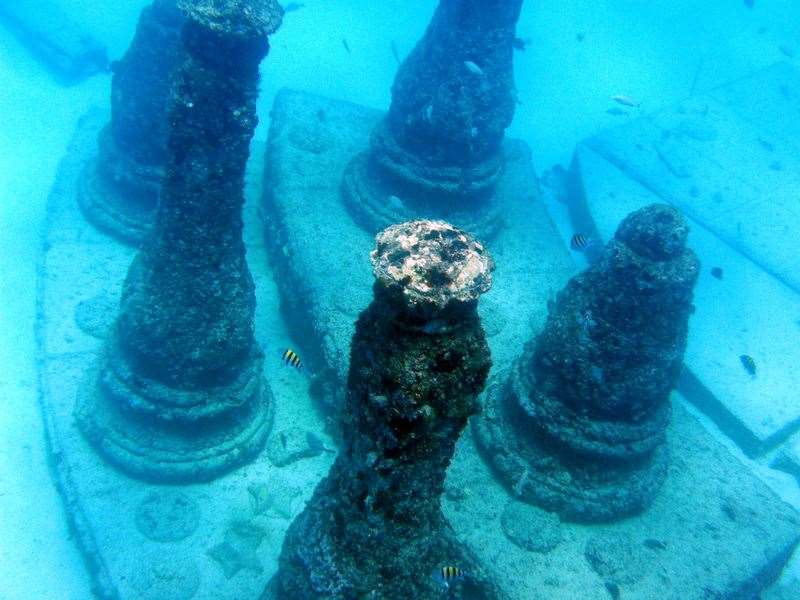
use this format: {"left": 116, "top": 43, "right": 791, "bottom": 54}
{"left": 464, "top": 60, "right": 484, "bottom": 76}
{"left": 612, "top": 94, "right": 641, "bottom": 108}
{"left": 390, "top": 41, "right": 401, "bottom": 64}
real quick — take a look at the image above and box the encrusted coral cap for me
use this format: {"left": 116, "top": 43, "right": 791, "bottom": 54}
{"left": 179, "top": 0, "right": 283, "bottom": 37}
{"left": 615, "top": 203, "right": 689, "bottom": 261}
{"left": 371, "top": 220, "right": 494, "bottom": 312}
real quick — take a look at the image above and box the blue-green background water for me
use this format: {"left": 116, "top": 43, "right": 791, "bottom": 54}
{"left": 1, "top": 1, "right": 800, "bottom": 598}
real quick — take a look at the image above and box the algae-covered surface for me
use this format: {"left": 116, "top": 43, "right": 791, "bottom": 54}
{"left": 11, "top": 3, "right": 800, "bottom": 598}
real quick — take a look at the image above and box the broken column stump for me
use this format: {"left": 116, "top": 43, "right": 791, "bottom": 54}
{"left": 270, "top": 220, "right": 504, "bottom": 600}
{"left": 474, "top": 204, "right": 699, "bottom": 521}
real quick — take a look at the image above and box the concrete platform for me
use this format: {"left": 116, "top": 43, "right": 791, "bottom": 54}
{"left": 448, "top": 399, "right": 800, "bottom": 600}
{"left": 566, "top": 65, "right": 800, "bottom": 459}
{"left": 774, "top": 435, "right": 800, "bottom": 487}
{"left": 36, "top": 109, "right": 335, "bottom": 600}
{"left": 584, "top": 62, "right": 800, "bottom": 294}
{"left": 263, "top": 89, "right": 800, "bottom": 598}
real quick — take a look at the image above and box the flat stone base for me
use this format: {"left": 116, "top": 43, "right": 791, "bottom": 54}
{"left": 74, "top": 356, "right": 274, "bottom": 484}
{"left": 473, "top": 373, "right": 669, "bottom": 522}
{"left": 341, "top": 149, "right": 506, "bottom": 242}
{"left": 76, "top": 127, "right": 158, "bottom": 246}
{"left": 774, "top": 435, "right": 800, "bottom": 486}
{"left": 77, "top": 160, "right": 154, "bottom": 246}
{"left": 37, "top": 108, "right": 336, "bottom": 599}
{"left": 448, "top": 399, "right": 800, "bottom": 599}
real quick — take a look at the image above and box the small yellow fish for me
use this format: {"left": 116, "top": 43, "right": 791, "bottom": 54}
{"left": 740, "top": 354, "right": 756, "bottom": 377}
{"left": 612, "top": 94, "right": 641, "bottom": 108}
{"left": 570, "top": 233, "right": 594, "bottom": 250}
{"left": 282, "top": 348, "right": 303, "bottom": 370}
{"left": 434, "top": 565, "right": 465, "bottom": 588}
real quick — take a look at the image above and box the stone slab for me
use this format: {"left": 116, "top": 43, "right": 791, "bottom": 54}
{"left": 36, "top": 109, "right": 335, "bottom": 600}
{"left": 774, "top": 434, "right": 800, "bottom": 486}
{"left": 570, "top": 134, "right": 800, "bottom": 457}
{"left": 584, "top": 62, "right": 800, "bottom": 295}
{"left": 262, "top": 88, "right": 576, "bottom": 413}
{"left": 0, "top": 0, "right": 107, "bottom": 84}
{"left": 446, "top": 396, "right": 800, "bottom": 600}
{"left": 264, "top": 89, "right": 800, "bottom": 598}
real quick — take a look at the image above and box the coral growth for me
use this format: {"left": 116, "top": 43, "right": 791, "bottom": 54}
{"left": 75, "top": 0, "right": 279, "bottom": 482}
{"left": 341, "top": 0, "right": 524, "bottom": 240}
{"left": 474, "top": 204, "right": 699, "bottom": 521}
{"left": 271, "top": 220, "right": 503, "bottom": 599}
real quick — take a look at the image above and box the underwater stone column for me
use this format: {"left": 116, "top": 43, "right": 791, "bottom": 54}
{"left": 78, "top": 0, "right": 185, "bottom": 245}
{"left": 75, "top": 0, "right": 284, "bottom": 482}
{"left": 342, "top": 0, "right": 523, "bottom": 241}
{"left": 473, "top": 204, "right": 699, "bottom": 521}
{"left": 270, "top": 220, "right": 504, "bottom": 599}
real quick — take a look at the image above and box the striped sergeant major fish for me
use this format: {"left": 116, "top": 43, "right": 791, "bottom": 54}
{"left": 570, "top": 233, "right": 595, "bottom": 250}
{"left": 282, "top": 348, "right": 303, "bottom": 370}
{"left": 570, "top": 233, "right": 603, "bottom": 265}
{"left": 433, "top": 565, "right": 466, "bottom": 589}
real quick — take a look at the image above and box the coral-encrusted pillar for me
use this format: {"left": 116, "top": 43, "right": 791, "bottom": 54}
{"left": 474, "top": 204, "right": 699, "bottom": 521}
{"left": 270, "top": 221, "right": 504, "bottom": 599}
{"left": 342, "top": 0, "right": 524, "bottom": 241}
{"left": 78, "top": 0, "right": 184, "bottom": 244}
{"left": 75, "top": 0, "right": 283, "bottom": 482}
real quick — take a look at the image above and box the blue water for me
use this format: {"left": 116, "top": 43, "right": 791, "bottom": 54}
{"left": 1, "top": 1, "right": 800, "bottom": 598}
